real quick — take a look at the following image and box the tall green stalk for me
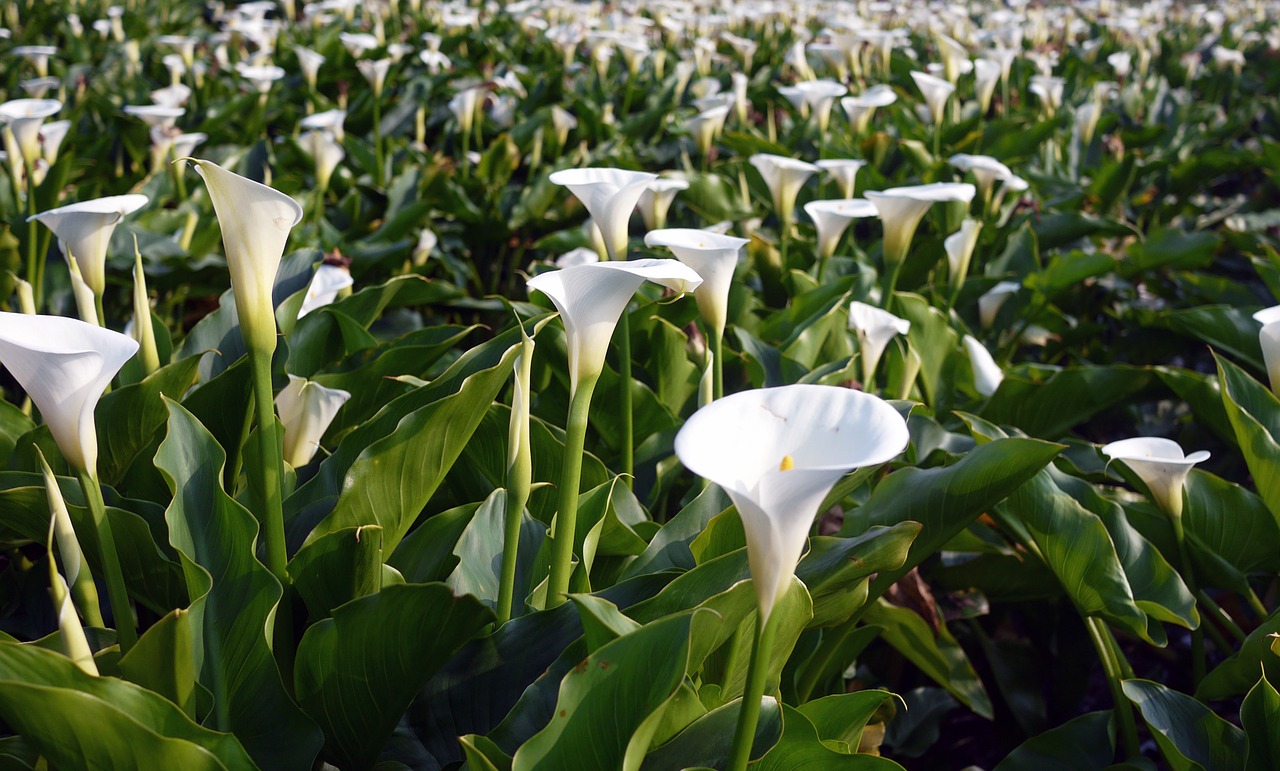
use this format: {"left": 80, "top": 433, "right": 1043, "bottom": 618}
{"left": 545, "top": 371, "right": 601, "bottom": 608}
{"left": 75, "top": 468, "right": 136, "bottom": 652}
{"left": 1171, "top": 514, "right": 1206, "bottom": 685}
{"left": 1086, "top": 616, "right": 1140, "bottom": 759}
{"left": 618, "top": 314, "right": 634, "bottom": 486}
{"left": 497, "top": 333, "right": 534, "bottom": 625}
{"left": 727, "top": 610, "right": 779, "bottom": 771}
{"left": 249, "top": 348, "right": 294, "bottom": 677}
{"left": 710, "top": 331, "right": 724, "bottom": 402}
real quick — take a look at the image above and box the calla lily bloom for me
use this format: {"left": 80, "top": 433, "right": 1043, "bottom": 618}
{"left": 526, "top": 258, "right": 702, "bottom": 394}
{"left": 816, "top": 159, "right": 867, "bottom": 200}
{"left": 841, "top": 85, "right": 896, "bottom": 135}
{"left": 548, "top": 168, "right": 658, "bottom": 261}
{"left": 848, "top": 301, "right": 910, "bottom": 390}
{"left": 944, "top": 218, "right": 983, "bottom": 287}
{"left": 29, "top": 194, "right": 149, "bottom": 298}
{"left": 0, "top": 312, "right": 138, "bottom": 473}
{"left": 974, "top": 58, "right": 1001, "bottom": 113}
{"left": 1252, "top": 306, "right": 1280, "bottom": 394}
{"left": 910, "top": 71, "right": 955, "bottom": 127}
{"left": 866, "top": 182, "right": 976, "bottom": 268}
{"left": 674, "top": 384, "right": 909, "bottom": 621}
{"left": 804, "top": 198, "right": 879, "bottom": 260}
{"left": 688, "top": 103, "right": 731, "bottom": 157}
{"left": 0, "top": 98, "right": 61, "bottom": 165}
{"left": 949, "top": 154, "right": 1013, "bottom": 209}
{"left": 979, "top": 281, "right": 1021, "bottom": 328}
{"left": 749, "top": 154, "right": 820, "bottom": 228}
{"left": 298, "top": 263, "right": 354, "bottom": 318}
{"left": 638, "top": 175, "right": 689, "bottom": 231}
{"left": 298, "top": 130, "right": 345, "bottom": 193}
{"left": 1028, "top": 75, "right": 1066, "bottom": 117}
{"left": 963, "top": 335, "right": 1003, "bottom": 397}
{"left": 184, "top": 158, "right": 304, "bottom": 353}
{"left": 790, "top": 79, "right": 847, "bottom": 133}
{"left": 644, "top": 229, "right": 748, "bottom": 341}
{"left": 275, "top": 375, "right": 351, "bottom": 467}
{"left": 1101, "top": 438, "right": 1209, "bottom": 519}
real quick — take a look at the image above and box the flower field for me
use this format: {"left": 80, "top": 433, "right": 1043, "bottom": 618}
{"left": 1, "top": 0, "right": 1279, "bottom": 768}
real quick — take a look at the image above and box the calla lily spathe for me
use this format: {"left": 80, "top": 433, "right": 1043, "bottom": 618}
{"left": 867, "top": 182, "right": 976, "bottom": 267}
{"left": 848, "top": 301, "right": 910, "bottom": 389}
{"left": 674, "top": 384, "right": 909, "bottom": 621}
{"left": 1101, "top": 437, "right": 1209, "bottom": 519}
{"left": 910, "top": 71, "right": 955, "bottom": 126}
{"left": 275, "top": 375, "right": 352, "bottom": 467}
{"left": 945, "top": 218, "right": 983, "bottom": 285}
{"left": 815, "top": 159, "right": 867, "bottom": 200}
{"left": 804, "top": 198, "right": 879, "bottom": 259}
{"left": 0, "top": 312, "right": 138, "bottom": 473}
{"left": 644, "top": 228, "right": 748, "bottom": 341}
{"left": 749, "top": 154, "right": 819, "bottom": 227}
{"left": 526, "top": 258, "right": 702, "bottom": 394}
{"left": 1252, "top": 306, "right": 1280, "bottom": 394}
{"left": 548, "top": 168, "right": 658, "bottom": 261}
{"left": 29, "top": 194, "right": 149, "bottom": 297}
{"left": 298, "top": 264, "right": 354, "bottom": 318}
{"left": 963, "top": 335, "right": 1004, "bottom": 397}
{"left": 184, "top": 158, "right": 304, "bottom": 353}
{"left": 638, "top": 176, "right": 689, "bottom": 231}
{"left": 0, "top": 98, "right": 61, "bottom": 165}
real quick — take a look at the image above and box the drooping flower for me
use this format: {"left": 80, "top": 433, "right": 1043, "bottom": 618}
{"left": 0, "top": 312, "right": 138, "bottom": 473}
{"left": 526, "top": 259, "right": 702, "bottom": 394}
{"left": 674, "top": 384, "right": 909, "bottom": 621}
{"left": 548, "top": 168, "right": 658, "bottom": 261}
{"left": 275, "top": 375, "right": 352, "bottom": 467}
{"left": 963, "top": 335, "right": 1003, "bottom": 397}
{"left": 1101, "top": 438, "right": 1209, "bottom": 519}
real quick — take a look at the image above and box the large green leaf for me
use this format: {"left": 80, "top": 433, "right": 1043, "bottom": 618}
{"left": 621, "top": 485, "right": 731, "bottom": 580}
{"left": 992, "top": 711, "right": 1114, "bottom": 771}
{"left": 795, "top": 691, "right": 899, "bottom": 752}
{"left": 287, "top": 526, "right": 385, "bottom": 620}
{"left": 446, "top": 488, "right": 546, "bottom": 611}
{"left": 1242, "top": 674, "right": 1280, "bottom": 771}
{"left": 848, "top": 438, "right": 1063, "bottom": 599}
{"left": 510, "top": 611, "right": 701, "bottom": 771}
{"left": 753, "top": 704, "right": 906, "bottom": 770}
{"left": 1198, "top": 612, "right": 1280, "bottom": 701}
{"left": 1123, "top": 679, "right": 1246, "bottom": 771}
{"left": 1157, "top": 307, "right": 1265, "bottom": 372}
{"left": 641, "top": 697, "right": 782, "bottom": 770}
{"left": 861, "top": 600, "right": 991, "bottom": 718}
{"left": 0, "top": 643, "right": 256, "bottom": 770}
{"left": 294, "top": 583, "right": 493, "bottom": 770}
{"left": 96, "top": 355, "right": 202, "bottom": 487}
{"left": 895, "top": 293, "right": 958, "bottom": 409}
{"left": 980, "top": 365, "right": 1152, "bottom": 439}
{"left": 288, "top": 324, "right": 527, "bottom": 551}
{"left": 155, "top": 400, "right": 323, "bottom": 771}
{"left": 118, "top": 608, "right": 202, "bottom": 720}
{"left": 1216, "top": 353, "right": 1280, "bottom": 519}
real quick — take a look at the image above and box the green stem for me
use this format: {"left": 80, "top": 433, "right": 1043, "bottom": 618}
{"left": 1246, "top": 587, "right": 1269, "bottom": 620}
{"left": 1196, "top": 589, "right": 1247, "bottom": 644}
{"left": 727, "top": 610, "right": 779, "bottom": 771}
{"left": 1086, "top": 616, "right": 1140, "bottom": 760}
{"left": 373, "top": 95, "right": 384, "bottom": 188}
{"left": 23, "top": 154, "right": 41, "bottom": 311}
{"left": 76, "top": 468, "right": 136, "bottom": 652}
{"left": 618, "top": 313, "right": 634, "bottom": 486}
{"left": 545, "top": 371, "right": 601, "bottom": 608}
{"left": 249, "top": 349, "right": 294, "bottom": 680}
{"left": 1171, "top": 514, "right": 1205, "bottom": 685}
{"left": 94, "top": 293, "right": 106, "bottom": 328}
{"left": 711, "top": 330, "right": 724, "bottom": 402}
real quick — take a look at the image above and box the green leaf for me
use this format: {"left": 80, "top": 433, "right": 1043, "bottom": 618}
{"left": 992, "top": 711, "right": 1114, "bottom": 771}
{"left": 848, "top": 438, "right": 1063, "bottom": 599}
{"left": 155, "top": 400, "right": 323, "bottom": 771}
{"left": 795, "top": 691, "right": 899, "bottom": 751}
{"left": 447, "top": 488, "right": 546, "bottom": 611}
{"left": 1198, "top": 613, "right": 1280, "bottom": 701}
{"left": 511, "top": 612, "right": 699, "bottom": 771}
{"left": 641, "top": 697, "right": 782, "bottom": 770}
{"left": 300, "top": 332, "right": 521, "bottom": 552}
{"left": 118, "top": 608, "right": 201, "bottom": 720}
{"left": 294, "top": 583, "right": 494, "bottom": 770}
{"left": 1123, "top": 679, "right": 1246, "bottom": 771}
{"left": 0, "top": 399, "right": 34, "bottom": 463}
{"left": 797, "top": 523, "right": 920, "bottom": 628}
{"left": 0, "top": 642, "right": 256, "bottom": 770}
{"left": 1216, "top": 353, "right": 1280, "bottom": 520}
{"left": 1242, "top": 674, "right": 1280, "bottom": 771}
{"left": 287, "top": 525, "right": 385, "bottom": 620}
{"left": 97, "top": 356, "right": 202, "bottom": 487}
{"left": 896, "top": 293, "right": 959, "bottom": 409}
{"left": 981, "top": 365, "right": 1152, "bottom": 439}
{"left": 861, "top": 600, "right": 992, "bottom": 718}
{"left": 1157, "top": 307, "right": 1265, "bottom": 372}
{"left": 621, "top": 485, "right": 731, "bottom": 580}
{"left": 754, "top": 704, "right": 906, "bottom": 770}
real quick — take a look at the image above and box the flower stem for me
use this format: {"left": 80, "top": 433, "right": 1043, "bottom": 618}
{"left": 249, "top": 348, "right": 295, "bottom": 679}
{"left": 711, "top": 330, "right": 724, "bottom": 402}
{"left": 1170, "top": 514, "right": 1205, "bottom": 685}
{"left": 618, "top": 313, "right": 634, "bottom": 486}
{"left": 1086, "top": 616, "right": 1140, "bottom": 760}
{"left": 23, "top": 154, "right": 41, "bottom": 311}
{"left": 372, "top": 96, "right": 384, "bottom": 188}
{"left": 76, "top": 467, "right": 137, "bottom": 652}
{"left": 497, "top": 342, "right": 535, "bottom": 625}
{"left": 545, "top": 371, "right": 601, "bottom": 608}
{"left": 727, "top": 609, "right": 779, "bottom": 771}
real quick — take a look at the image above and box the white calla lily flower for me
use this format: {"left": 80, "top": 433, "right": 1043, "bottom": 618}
{"left": 275, "top": 375, "right": 351, "bottom": 467}
{"left": 185, "top": 158, "right": 304, "bottom": 353}
{"left": 644, "top": 229, "right": 748, "bottom": 340}
{"left": 963, "top": 335, "right": 1003, "bottom": 397}
{"left": 298, "top": 264, "right": 354, "bottom": 318}
{"left": 29, "top": 194, "right": 149, "bottom": 297}
{"left": 815, "top": 159, "right": 867, "bottom": 199}
{"left": 674, "top": 384, "right": 909, "bottom": 621}
{"left": 910, "top": 71, "right": 955, "bottom": 126}
{"left": 749, "top": 154, "right": 820, "bottom": 227}
{"left": 0, "top": 312, "right": 138, "bottom": 473}
{"left": 548, "top": 168, "right": 658, "bottom": 261}
{"left": 866, "top": 182, "right": 976, "bottom": 267}
{"left": 944, "top": 218, "right": 983, "bottom": 286}
{"left": 638, "top": 175, "right": 689, "bottom": 231}
{"left": 841, "top": 85, "right": 896, "bottom": 134}
{"left": 527, "top": 258, "right": 702, "bottom": 394}
{"left": 1252, "top": 306, "right": 1280, "bottom": 394}
{"left": 803, "top": 198, "right": 879, "bottom": 259}
{"left": 848, "top": 301, "right": 910, "bottom": 389}
{"left": 0, "top": 98, "right": 61, "bottom": 165}
{"left": 1101, "top": 437, "right": 1210, "bottom": 518}
{"left": 974, "top": 58, "right": 1001, "bottom": 113}
{"left": 979, "top": 280, "right": 1021, "bottom": 328}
